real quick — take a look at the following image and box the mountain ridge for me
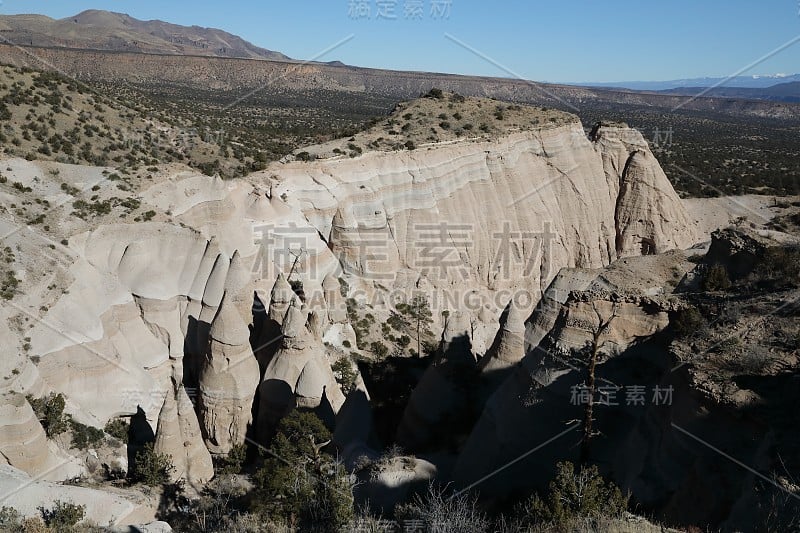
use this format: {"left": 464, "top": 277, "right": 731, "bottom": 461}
{"left": 583, "top": 73, "right": 800, "bottom": 91}
{"left": 0, "top": 9, "right": 290, "bottom": 61}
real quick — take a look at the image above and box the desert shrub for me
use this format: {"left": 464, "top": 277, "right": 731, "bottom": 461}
{"left": 131, "top": 442, "right": 175, "bottom": 486}
{"left": 289, "top": 279, "right": 304, "bottom": 294}
{"left": 425, "top": 88, "right": 444, "bottom": 99}
{"left": 518, "top": 462, "right": 628, "bottom": 528}
{"left": 672, "top": 306, "right": 707, "bottom": 337}
{"left": 332, "top": 358, "right": 358, "bottom": 394}
{"left": 39, "top": 500, "right": 85, "bottom": 529}
{"left": 0, "top": 506, "right": 21, "bottom": 530}
{"left": 703, "top": 264, "right": 731, "bottom": 291}
{"left": 370, "top": 341, "right": 389, "bottom": 359}
{"left": 396, "top": 484, "right": 489, "bottom": 533}
{"left": 387, "top": 312, "right": 409, "bottom": 331}
{"left": 252, "top": 409, "right": 354, "bottom": 531}
{"left": 754, "top": 247, "right": 800, "bottom": 288}
{"left": 1, "top": 270, "right": 20, "bottom": 300}
{"left": 69, "top": 419, "right": 104, "bottom": 450}
{"left": 216, "top": 443, "right": 247, "bottom": 475}
{"left": 164, "top": 479, "right": 261, "bottom": 533}
{"left": 27, "top": 393, "right": 68, "bottom": 438}
{"left": 104, "top": 418, "right": 129, "bottom": 443}
{"left": 404, "top": 140, "right": 416, "bottom": 150}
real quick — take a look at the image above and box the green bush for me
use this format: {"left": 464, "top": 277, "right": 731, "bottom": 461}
{"left": 703, "top": 263, "right": 731, "bottom": 291}
{"left": 519, "top": 462, "right": 628, "bottom": 528}
{"left": 425, "top": 88, "right": 444, "bottom": 99}
{"left": 332, "top": 358, "right": 358, "bottom": 394}
{"left": 69, "top": 419, "right": 104, "bottom": 450}
{"left": 673, "top": 306, "right": 707, "bottom": 337}
{"left": 0, "top": 506, "right": 21, "bottom": 529}
{"left": 370, "top": 341, "right": 389, "bottom": 358}
{"left": 104, "top": 418, "right": 129, "bottom": 443}
{"left": 27, "top": 393, "right": 68, "bottom": 438}
{"left": 131, "top": 442, "right": 175, "bottom": 486}
{"left": 755, "top": 247, "right": 800, "bottom": 287}
{"left": 39, "top": 500, "right": 86, "bottom": 529}
{"left": 216, "top": 443, "right": 247, "bottom": 475}
{"left": 252, "top": 410, "right": 354, "bottom": 531}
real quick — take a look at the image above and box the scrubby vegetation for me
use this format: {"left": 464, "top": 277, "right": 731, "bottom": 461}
{"left": 0, "top": 65, "right": 388, "bottom": 179}
{"left": 251, "top": 409, "right": 354, "bottom": 531}
{"left": 103, "top": 418, "right": 129, "bottom": 443}
{"left": 68, "top": 419, "right": 105, "bottom": 450}
{"left": 1, "top": 501, "right": 91, "bottom": 533}
{"left": 331, "top": 357, "right": 358, "bottom": 395}
{"left": 130, "top": 442, "right": 176, "bottom": 486}
{"left": 518, "top": 462, "right": 628, "bottom": 529}
{"left": 296, "top": 90, "right": 573, "bottom": 159}
{"left": 27, "top": 393, "right": 68, "bottom": 438}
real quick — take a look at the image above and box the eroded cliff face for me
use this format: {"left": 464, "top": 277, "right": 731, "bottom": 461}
{"left": 277, "top": 123, "right": 697, "bottom": 300}
{"left": 1, "top": 120, "right": 698, "bottom": 492}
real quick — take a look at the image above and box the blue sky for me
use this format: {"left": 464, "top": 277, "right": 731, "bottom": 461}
{"left": 1, "top": 0, "right": 799, "bottom": 83}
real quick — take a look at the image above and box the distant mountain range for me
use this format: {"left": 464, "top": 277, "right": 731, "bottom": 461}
{"left": 584, "top": 74, "right": 800, "bottom": 91}
{"left": 0, "top": 9, "right": 798, "bottom": 114}
{"left": 653, "top": 81, "right": 800, "bottom": 103}
{"left": 0, "top": 9, "right": 290, "bottom": 61}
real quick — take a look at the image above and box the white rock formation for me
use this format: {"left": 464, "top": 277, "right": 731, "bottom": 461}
{"left": 153, "top": 374, "right": 214, "bottom": 485}
{"left": 198, "top": 294, "right": 260, "bottom": 454}
{"left": 323, "top": 272, "right": 348, "bottom": 324}
{"left": 479, "top": 300, "right": 529, "bottom": 374}
{"left": 257, "top": 300, "right": 345, "bottom": 438}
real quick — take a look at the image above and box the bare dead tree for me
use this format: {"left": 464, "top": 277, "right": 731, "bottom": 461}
{"left": 580, "top": 301, "right": 619, "bottom": 464}
{"left": 286, "top": 247, "right": 306, "bottom": 280}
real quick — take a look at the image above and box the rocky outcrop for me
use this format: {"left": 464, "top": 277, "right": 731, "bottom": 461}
{"left": 452, "top": 252, "right": 694, "bottom": 502}
{"left": 257, "top": 300, "right": 345, "bottom": 439}
{"left": 3, "top": 114, "right": 702, "bottom": 505}
{"left": 278, "top": 123, "right": 698, "bottom": 309}
{"left": 479, "top": 300, "right": 528, "bottom": 376}
{"left": 21, "top": 120, "right": 698, "bottom": 433}
{"left": 704, "top": 225, "right": 800, "bottom": 279}
{"left": 153, "top": 374, "right": 214, "bottom": 485}
{"left": 323, "top": 273, "right": 347, "bottom": 324}
{"left": 198, "top": 294, "right": 260, "bottom": 455}
{"left": 592, "top": 126, "right": 698, "bottom": 257}
{"left": 253, "top": 273, "right": 295, "bottom": 370}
